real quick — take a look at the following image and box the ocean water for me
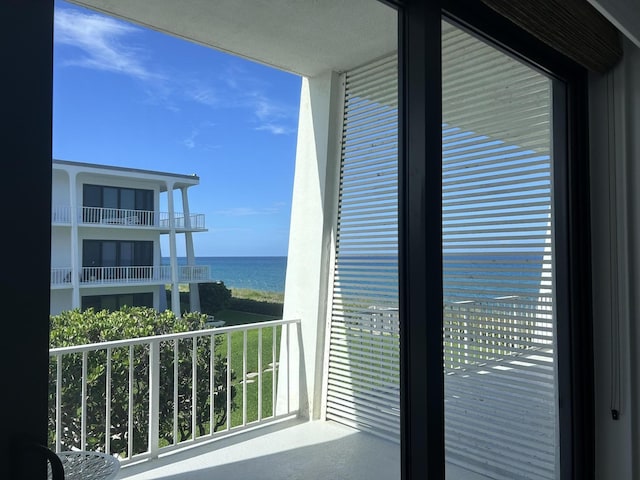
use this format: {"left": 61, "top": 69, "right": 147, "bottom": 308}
{"left": 166, "top": 256, "right": 287, "bottom": 293}
{"left": 164, "top": 253, "right": 544, "bottom": 298}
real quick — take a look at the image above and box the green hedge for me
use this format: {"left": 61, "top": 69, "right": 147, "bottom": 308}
{"left": 49, "top": 307, "right": 236, "bottom": 455}
{"left": 168, "top": 282, "right": 284, "bottom": 317}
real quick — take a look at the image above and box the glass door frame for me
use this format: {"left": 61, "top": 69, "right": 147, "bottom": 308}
{"left": 395, "top": 1, "right": 593, "bottom": 479}
{"left": 1, "top": 0, "right": 591, "bottom": 478}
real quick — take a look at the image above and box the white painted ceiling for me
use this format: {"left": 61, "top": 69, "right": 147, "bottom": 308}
{"left": 69, "top": 0, "right": 397, "bottom": 77}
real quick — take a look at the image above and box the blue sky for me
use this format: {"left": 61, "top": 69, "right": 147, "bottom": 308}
{"left": 52, "top": 0, "right": 302, "bottom": 257}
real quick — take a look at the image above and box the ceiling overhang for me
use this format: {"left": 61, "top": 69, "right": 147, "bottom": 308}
{"left": 68, "top": 0, "right": 397, "bottom": 77}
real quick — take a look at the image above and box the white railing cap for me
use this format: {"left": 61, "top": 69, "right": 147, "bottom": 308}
{"left": 50, "top": 318, "right": 301, "bottom": 354}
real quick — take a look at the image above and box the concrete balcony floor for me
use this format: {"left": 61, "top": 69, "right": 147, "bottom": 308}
{"left": 117, "top": 418, "right": 398, "bottom": 480}
{"left": 117, "top": 418, "right": 492, "bottom": 480}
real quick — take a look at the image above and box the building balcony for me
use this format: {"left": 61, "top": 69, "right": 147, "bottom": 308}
{"left": 47, "top": 300, "right": 555, "bottom": 480}
{"left": 117, "top": 419, "right": 400, "bottom": 480}
{"left": 48, "top": 320, "right": 305, "bottom": 471}
{"left": 51, "top": 265, "right": 211, "bottom": 288}
{"left": 52, "top": 206, "right": 207, "bottom": 232}
{"left": 47, "top": 318, "right": 405, "bottom": 480}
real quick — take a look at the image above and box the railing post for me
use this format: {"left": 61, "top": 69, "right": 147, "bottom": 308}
{"left": 148, "top": 340, "right": 160, "bottom": 458}
{"left": 81, "top": 351, "right": 88, "bottom": 450}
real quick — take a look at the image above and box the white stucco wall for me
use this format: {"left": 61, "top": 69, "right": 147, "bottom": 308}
{"left": 50, "top": 290, "right": 73, "bottom": 316}
{"left": 75, "top": 173, "right": 162, "bottom": 199}
{"left": 279, "top": 71, "right": 343, "bottom": 419}
{"left": 51, "top": 228, "right": 72, "bottom": 267}
{"left": 51, "top": 169, "right": 70, "bottom": 206}
{"left": 589, "top": 36, "right": 640, "bottom": 478}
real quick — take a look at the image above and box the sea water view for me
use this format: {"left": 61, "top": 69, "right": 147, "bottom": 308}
{"left": 165, "top": 256, "right": 288, "bottom": 293}
{"left": 164, "top": 254, "right": 546, "bottom": 300}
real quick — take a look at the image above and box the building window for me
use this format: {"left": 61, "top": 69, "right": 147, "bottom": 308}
{"left": 83, "top": 184, "right": 154, "bottom": 224}
{"left": 82, "top": 292, "right": 153, "bottom": 312}
{"left": 82, "top": 240, "right": 153, "bottom": 279}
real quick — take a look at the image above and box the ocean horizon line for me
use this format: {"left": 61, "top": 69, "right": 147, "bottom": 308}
{"left": 164, "top": 255, "right": 287, "bottom": 259}
{"left": 162, "top": 256, "right": 288, "bottom": 293}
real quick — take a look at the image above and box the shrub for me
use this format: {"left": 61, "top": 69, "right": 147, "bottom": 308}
{"left": 165, "top": 281, "right": 232, "bottom": 315}
{"left": 198, "top": 281, "right": 232, "bottom": 314}
{"left": 48, "top": 307, "right": 236, "bottom": 455}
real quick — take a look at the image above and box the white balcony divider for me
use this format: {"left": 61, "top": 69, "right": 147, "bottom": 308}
{"left": 49, "top": 319, "right": 300, "bottom": 464}
{"left": 325, "top": 53, "right": 400, "bottom": 441}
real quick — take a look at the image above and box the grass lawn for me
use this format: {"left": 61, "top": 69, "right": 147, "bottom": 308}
{"left": 215, "top": 318, "right": 283, "bottom": 427}
{"left": 214, "top": 309, "right": 280, "bottom": 326}
{"left": 168, "top": 285, "right": 287, "bottom": 428}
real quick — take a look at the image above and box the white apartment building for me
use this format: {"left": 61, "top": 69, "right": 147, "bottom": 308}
{"left": 50, "top": 159, "right": 210, "bottom": 317}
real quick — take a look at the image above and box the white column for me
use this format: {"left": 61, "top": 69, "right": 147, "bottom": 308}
{"left": 166, "top": 181, "right": 181, "bottom": 317}
{"left": 277, "top": 71, "right": 343, "bottom": 419}
{"left": 69, "top": 170, "right": 80, "bottom": 309}
{"left": 182, "top": 186, "right": 201, "bottom": 312}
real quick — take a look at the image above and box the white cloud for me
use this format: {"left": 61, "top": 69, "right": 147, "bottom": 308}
{"left": 216, "top": 67, "right": 298, "bottom": 135}
{"left": 249, "top": 94, "right": 297, "bottom": 134}
{"left": 54, "top": 7, "right": 300, "bottom": 130}
{"left": 182, "top": 122, "right": 219, "bottom": 150}
{"left": 54, "top": 8, "right": 158, "bottom": 81}
{"left": 255, "top": 123, "right": 294, "bottom": 135}
{"left": 185, "top": 85, "right": 219, "bottom": 107}
{"left": 183, "top": 131, "right": 197, "bottom": 149}
{"left": 209, "top": 227, "right": 253, "bottom": 233}
{"left": 245, "top": 91, "right": 296, "bottom": 121}
{"left": 215, "top": 207, "right": 280, "bottom": 216}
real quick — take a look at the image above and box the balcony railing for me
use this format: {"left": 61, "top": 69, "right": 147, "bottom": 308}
{"left": 51, "top": 206, "right": 206, "bottom": 230}
{"left": 442, "top": 295, "right": 553, "bottom": 370}
{"left": 80, "top": 266, "right": 173, "bottom": 284}
{"left": 48, "top": 319, "right": 301, "bottom": 464}
{"left": 178, "top": 265, "right": 211, "bottom": 282}
{"left": 51, "top": 267, "right": 73, "bottom": 286}
{"left": 51, "top": 265, "right": 211, "bottom": 286}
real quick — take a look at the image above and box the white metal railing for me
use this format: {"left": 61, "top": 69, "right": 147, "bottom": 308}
{"left": 51, "top": 206, "right": 206, "bottom": 230}
{"left": 80, "top": 266, "right": 172, "bottom": 284}
{"left": 157, "top": 212, "right": 206, "bottom": 230}
{"left": 52, "top": 205, "right": 72, "bottom": 224}
{"left": 48, "top": 319, "right": 301, "bottom": 463}
{"left": 82, "top": 206, "right": 156, "bottom": 226}
{"left": 51, "top": 267, "right": 72, "bottom": 286}
{"left": 79, "top": 265, "right": 210, "bottom": 284}
{"left": 443, "top": 295, "right": 553, "bottom": 370}
{"left": 52, "top": 265, "right": 211, "bottom": 287}
{"left": 178, "top": 265, "right": 211, "bottom": 282}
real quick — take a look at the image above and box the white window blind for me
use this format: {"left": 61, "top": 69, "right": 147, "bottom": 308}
{"left": 325, "top": 22, "right": 558, "bottom": 479}
{"left": 325, "top": 54, "right": 400, "bottom": 441}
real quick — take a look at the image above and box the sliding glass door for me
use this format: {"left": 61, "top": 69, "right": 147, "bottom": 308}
{"left": 441, "top": 19, "right": 558, "bottom": 480}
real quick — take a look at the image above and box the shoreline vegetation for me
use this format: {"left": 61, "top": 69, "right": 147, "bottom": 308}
{"left": 229, "top": 288, "right": 284, "bottom": 304}
{"left": 170, "top": 284, "right": 284, "bottom": 325}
